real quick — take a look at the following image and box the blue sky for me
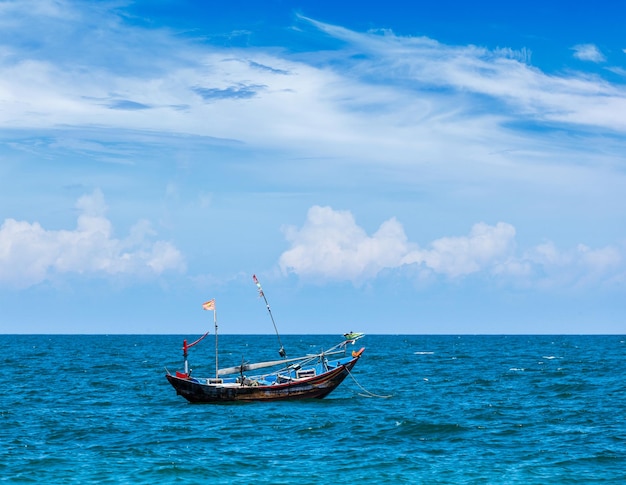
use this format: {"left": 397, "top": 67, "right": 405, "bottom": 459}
{"left": 1, "top": 0, "right": 625, "bottom": 334}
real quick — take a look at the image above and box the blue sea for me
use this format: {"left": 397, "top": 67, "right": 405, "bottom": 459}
{"left": 1, "top": 334, "right": 624, "bottom": 484}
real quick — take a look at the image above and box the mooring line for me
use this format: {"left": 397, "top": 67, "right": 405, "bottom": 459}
{"left": 347, "top": 368, "right": 393, "bottom": 399}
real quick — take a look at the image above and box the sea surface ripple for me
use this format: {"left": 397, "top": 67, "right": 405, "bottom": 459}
{"left": 1, "top": 334, "right": 624, "bottom": 484}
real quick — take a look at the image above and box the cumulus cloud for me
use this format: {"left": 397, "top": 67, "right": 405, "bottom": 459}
{"left": 279, "top": 206, "right": 515, "bottom": 281}
{"left": 572, "top": 44, "right": 606, "bottom": 63}
{"left": 401, "top": 222, "right": 516, "bottom": 278}
{"left": 0, "top": 190, "right": 185, "bottom": 288}
{"left": 279, "top": 206, "right": 409, "bottom": 281}
{"left": 279, "top": 206, "right": 624, "bottom": 288}
{"left": 520, "top": 241, "right": 623, "bottom": 289}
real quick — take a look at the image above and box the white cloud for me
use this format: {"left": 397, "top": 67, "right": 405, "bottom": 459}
{"left": 302, "top": 17, "right": 626, "bottom": 134}
{"left": 1, "top": 4, "right": 625, "bottom": 292}
{"left": 572, "top": 43, "right": 606, "bottom": 63}
{"left": 402, "top": 222, "right": 516, "bottom": 278}
{"left": 2, "top": 5, "right": 626, "bottom": 165}
{"left": 0, "top": 190, "right": 185, "bottom": 288}
{"left": 519, "top": 241, "right": 623, "bottom": 289}
{"left": 279, "top": 206, "right": 624, "bottom": 288}
{"left": 279, "top": 206, "right": 409, "bottom": 281}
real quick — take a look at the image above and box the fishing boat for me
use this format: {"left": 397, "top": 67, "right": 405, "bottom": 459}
{"left": 165, "top": 275, "right": 365, "bottom": 403}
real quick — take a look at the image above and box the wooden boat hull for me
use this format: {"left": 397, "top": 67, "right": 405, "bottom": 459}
{"left": 166, "top": 354, "right": 362, "bottom": 403}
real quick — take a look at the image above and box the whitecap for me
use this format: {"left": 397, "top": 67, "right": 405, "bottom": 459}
{"left": 414, "top": 351, "right": 434, "bottom": 355}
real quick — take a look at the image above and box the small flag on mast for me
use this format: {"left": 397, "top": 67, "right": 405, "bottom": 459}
{"left": 202, "top": 299, "right": 215, "bottom": 311}
{"left": 252, "top": 274, "right": 264, "bottom": 297}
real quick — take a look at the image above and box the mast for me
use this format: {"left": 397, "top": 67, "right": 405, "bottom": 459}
{"left": 183, "top": 339, "right": 189, "bottom": 375}
{"left": 202, "top": 298, "right": 218, "bottom": 379}
{"left": 214, "top": 304, "right": 218, "bottom": 380}
{"left": 253, "top": 274, "right": 286, "bottom": 358}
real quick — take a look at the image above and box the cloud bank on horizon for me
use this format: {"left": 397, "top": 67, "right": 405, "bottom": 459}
{"left": 280, "top": 206, "right": 623, "bottom": 289}
{"left": 1, "top": 0, "right": 625, "bottom": 332}
{"left": 1, "top": 193, "right": 622, "bottom": 294}
{"left": 0, "top": 191, "right": 185, "bottom": 289}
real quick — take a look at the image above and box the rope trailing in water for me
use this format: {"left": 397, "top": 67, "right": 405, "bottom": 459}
{"left": 346, "top": 367, "right": 393, "bottom": 399}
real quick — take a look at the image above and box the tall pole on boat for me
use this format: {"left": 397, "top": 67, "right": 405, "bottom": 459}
{"left": 253, "top": 274, "right": 286, "bottom": 358}
{"left": 183, "top": 339, "right": 189, "bottom": 375}
{"left": 214, "top": 304, "right": 218, "bottom": 380}
{"left": 202, "top": 298, "right": 218, "bottom": 379}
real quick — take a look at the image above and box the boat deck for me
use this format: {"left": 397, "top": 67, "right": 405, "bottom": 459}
{"left": 184, "top": 354, "right": 355, "bottom": 388}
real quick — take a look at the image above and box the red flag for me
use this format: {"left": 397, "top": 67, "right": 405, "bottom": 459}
{"left": 202, "top": 299, "right": 215, "bottom": 311}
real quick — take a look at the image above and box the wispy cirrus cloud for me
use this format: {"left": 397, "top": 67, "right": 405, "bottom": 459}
{"left": 0, "top": 2, "right": 624, "bottom": 182}
{"left": 301, "top": 16, "right": 626, "bottom": 133}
